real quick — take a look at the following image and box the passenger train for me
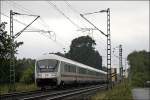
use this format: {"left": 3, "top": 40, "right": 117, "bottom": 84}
{"left": 35, "top": 54, "right": 107, "bottom": 89}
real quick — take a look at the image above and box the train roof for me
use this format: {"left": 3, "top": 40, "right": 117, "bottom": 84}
{"left": 36, "top": 54, "right": 107, "bottom": 74}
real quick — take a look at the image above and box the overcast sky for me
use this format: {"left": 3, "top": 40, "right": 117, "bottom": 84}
{"left": 1, "top": 1, "right": 149, "bottom": 68}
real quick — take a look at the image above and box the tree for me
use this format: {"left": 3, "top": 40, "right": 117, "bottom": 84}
{"left": 66, "top": 35, "right": 102, "bottom": 69}
{"left": 16, "top": 58, "right": 35, "bottom": 82}
{"left": 127, "top": 50, "right": 150, "bottom": 87}
{"left": 20, "top": 64, "right": 34, "bottom": 84}
{"left": 0, "top": 22, "right": 23, "bottom": 83}
{"left": 0, "top": 22, "right": 23, "bottom": 59}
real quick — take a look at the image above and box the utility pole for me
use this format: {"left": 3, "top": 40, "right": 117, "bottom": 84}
{"left": 9, "top": 10, "right": 40, "bottom": 92}
{"left": 80, "top": 8, "right": 112, "bottom": 89}
{"left": 9, "top": 10, "right": 15, "bottom": 92}
{"left": 119, "top": 44, "right": 123, "bottom": 82}
{"left": 106, "top": 8, "right": 112, "bottom": 88}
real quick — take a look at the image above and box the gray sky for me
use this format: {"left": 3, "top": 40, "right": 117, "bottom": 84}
{"left": 1, "top": 1, "right": 149, "bottom": 68}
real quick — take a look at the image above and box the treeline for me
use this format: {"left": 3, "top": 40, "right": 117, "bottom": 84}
{"left": 127, "top": 50, "right": 150, "bottom": 87}
{"left": 0, "top": 58, "right": 35, "bottom": 84}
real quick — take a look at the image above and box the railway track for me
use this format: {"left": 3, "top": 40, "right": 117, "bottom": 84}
{"left": 44, "top": 84, "right": 106, "bottom": 100}
{"left": 0, "top": 89, "right": 42, "bottom": 100}
{"left": 0, "top": 87, "right": 57, "bottom": 100}
{"left": 0, "top": 84, "right": 106, "bottom": 100}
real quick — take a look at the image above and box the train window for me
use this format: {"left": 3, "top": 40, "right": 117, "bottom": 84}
{"left": 36, "top": 59, "right": 58, "bottom": 72}
{"left": 78, "top": 67, "right": 81, "bottom": 74}
{"left": 70, "top": 65, "right": 76, "bottom": 73}
{"left": 64, "top": 64, "right": 69, "bottom": 72}
{"left": 76, "top": 66, "right": 79, "bottom": 73}
{"left": 89, "top": 70, "right": 92, "bottom": 75}
{"left": 90, "top": 70, "right": 95, "bottom": 76}
{"left": 79, "top": 67, "right": 86, "bottom": 74}
{"left": 83, "top": 68, "right": 86, "bottom": 74}
{"left": 68, "top": 64, "right": 71, "bottom": 72}
{"left": 87, "top": 70, "right": 91, "bottom": 75}
{"left": 63, "top": 63, "right": 76, "bottom": 73}
{"left": 97, "top": 72, "right": 100, "bottom": 76}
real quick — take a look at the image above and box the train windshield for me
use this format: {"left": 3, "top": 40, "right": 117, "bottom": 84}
{"left": 36, "top": 59, "right": 58, "bottom": 72}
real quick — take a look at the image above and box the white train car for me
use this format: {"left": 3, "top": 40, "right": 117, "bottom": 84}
{"left": 35, "top": 54, "right": 107, "bottom": 88}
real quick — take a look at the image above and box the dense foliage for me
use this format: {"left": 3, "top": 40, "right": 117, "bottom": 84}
{"left": 127, "top": 50, "right": 150, "bottom": 87}
{"left": 0, "top": 22, "right": 23, "bottom": 59}
{"left": 66, "top": 35, "right": 102, "bottom": 69}
{"left": 0, "top": 58, "right": 35, "bottom": 83}
{"left": 17, "top": 58, "right": 35, "bottom": 83}
{"left": 0, "top": 22, "right": 23, "bottom": 83}
{"left": 0, "top": 22, "right": 35, "bottom": 84}
{"left": 20, "top": 61, "right": 35, "bottom": 84}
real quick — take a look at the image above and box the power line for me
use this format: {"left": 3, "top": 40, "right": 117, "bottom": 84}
{"left": 7, "top": 1, "right": 50, "bottom": 31}
{"left": 1, "top": 12, "right": 64, "bottom": 53}
{"left": 1, "top": 12, "right": 53, "bottom": 38}
{"left": 7, "top": 2, "right": 67, "bottom": 51}
{"left": 1, "top": 12, "right": 41, "bottom": 31}
{"left": 64, "top": 1, "right": 80, "bottom": 14}
{"left": 8, "top": 1, "right": 32, "bottom": 15}
{"left": 47, "top": 1, "right": 81, "bottom": 29}
{"left": 63, "top": 1, "right": 109, "bottom": 57}
{"left": 64, "top": 1, "right": 98, "bottom": 35}
{"left": 1, "top": 12, "right": 30, "bottom": 27}
{"left": 2, "top": 1, "right": 67, "bottom": 53}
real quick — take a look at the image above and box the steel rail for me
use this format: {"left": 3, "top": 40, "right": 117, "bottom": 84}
{"left": 0, "top": 89, "right": 42, "bottom": 99}
{"left": 21, "top": 84, "right": 106, "bottom": 100}
{"left": 48, "top": 85, "right": 105, "bottom": 100}
{"left": 0, "top": 84, "right": 106, "bottom": 100}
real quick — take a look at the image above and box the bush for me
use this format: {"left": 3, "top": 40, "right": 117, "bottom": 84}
{"left": 128, "top": 50, "right": 150, "bottom": 87}
{"left": 20, "top": 66, "right": 34, "bottom": 84}
{"left": 131, "top": 72, "right": 146, "bottom": 87}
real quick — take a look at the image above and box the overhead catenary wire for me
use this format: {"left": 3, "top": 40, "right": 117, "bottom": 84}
{"left": 1, "top": 12, "right": 26, "bottom": 26}
{"left": 47, "top": 1, "right": 81, "bottom": 29}
{"left": 47, "top": 1, "right": 111, "bottom": 58}
{"left": 2, "top": 1, "right": 51, "bottom": 35}
{"left": 64, "top": 0, "right": 80, "bottom": 15}
{"left": 1, "top": 12, "right": 42, "bottom": 34}
{"left": 63, "top": 1, "right": 109, "bottom": 61}
{"left": 9, "top": 1, "right": 98, "bottom": 49}
{"left": 63, "top": 1, "right": 107, "bottom": 45}
{"left": 8, "top": 1, "right": 32, "bottom": 15}
{"left": 2, "top": 1, "right": 108, "bottom": 55}
{"left": 7, "top": 1, "right": 66, "bottom": 44}
{"left": 1, "top": 12, "right": 44, "bottom": 31}
{"left": 2, "top": 13, "right": 66, "bottom": 52}
{"left": 8, "top": 1, "right": 50, "bottom": 31}
{"left": 1, "top": 13, "right": 51, "bottom": 38}
{"left": 6, "top": 1, "right": 67, "bottom": 52}
{"left": 64, "top": 1, "right": 98, "bottom": 34}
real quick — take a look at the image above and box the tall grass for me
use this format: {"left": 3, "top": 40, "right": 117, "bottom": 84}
{"left": 0, "top": 83, "right": 38, "bottom": 94}
{"left": 92, "top": 80, "right": 133, "bottom": 100}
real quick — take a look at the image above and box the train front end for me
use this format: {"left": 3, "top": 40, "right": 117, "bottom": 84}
{"left": 35, "top": 59, "right": 59, "bottom": 88}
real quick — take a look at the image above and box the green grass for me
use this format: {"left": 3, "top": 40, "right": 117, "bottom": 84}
{"left": 0, "top": 83, "right": 38, "bottom": 94}
{"left": 92, "top": 81, "right": 133, "bottom": 100}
